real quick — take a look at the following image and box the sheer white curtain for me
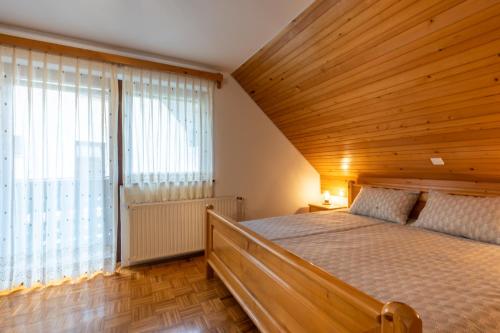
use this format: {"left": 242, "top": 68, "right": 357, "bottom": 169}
{"left": 0, "top": 46, "right": 119, "bottom": 291}
{"left": 121, "top": 68, "right": 214, "bottom": 203}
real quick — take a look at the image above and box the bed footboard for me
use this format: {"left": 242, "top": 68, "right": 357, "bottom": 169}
{"left": 205, "top": 206, "right": 422, "bottom": 333}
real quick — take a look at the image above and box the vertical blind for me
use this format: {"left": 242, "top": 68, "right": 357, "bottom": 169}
{"left": 0, "top": 46, "right": 119, "bottom": 290}
{"left": 121, "top": 68, "right": 214, "bottom": 203}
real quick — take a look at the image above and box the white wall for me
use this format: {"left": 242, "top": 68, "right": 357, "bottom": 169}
{"left": 214, "top": 75, "right": 320, "bottom": 219}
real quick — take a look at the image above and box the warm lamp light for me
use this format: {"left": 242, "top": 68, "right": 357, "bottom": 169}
{"left": 326, "top": 188, "right": 348, "bottom": 207}
{"left": 322, "top": 188, "right": 347, "bottom": 207}
{"left": 340, "top": 157, "right": 351, "bottom": 171}
{"left": 323, "top": 191, "right": 331, "bottom": 205}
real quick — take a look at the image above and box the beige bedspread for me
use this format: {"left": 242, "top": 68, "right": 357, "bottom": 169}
{"left": 241, "top": 210, "right": 380, "bottom": 240}
{"left": 244, "top": 213, "right": 500, "bottom": 332}
{"left": 240, "top": 212, "right": 500, "bottom": 333}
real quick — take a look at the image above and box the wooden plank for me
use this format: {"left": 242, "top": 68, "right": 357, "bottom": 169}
{"left": 233, "top": 0, "right": 500, "bottom": 185}
{"left": 266, "top": 37, "right": 500, "bottom": 116}
{"left": 250, "top": 0, "right": 470, "bottom": 102}
{"left": 0, "top": 33, "right": 223, "bottom": 87}
{"left": 269, "top": 27, "right": 499, "bottom": 111}
{"left": 234, "top": 0, "right": 345, "bottom": 81}
{"left": 284, "top": 94, "right": 500, "bottom": 138}
{"left": 278, "top": 82, "right": 500, "bottom": 131}
{"left": 252, "top": 0, "right": 495, "bottom": 104}
{"left": 0, "top": 256, "right": 258, "bottom": 332}
{"left": 236, "top": 0, "right": 394, "bottom": 87}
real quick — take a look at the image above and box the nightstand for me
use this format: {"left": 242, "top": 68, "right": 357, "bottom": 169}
{"left": 308, "top": 203, "right": 347, "bottom": 212}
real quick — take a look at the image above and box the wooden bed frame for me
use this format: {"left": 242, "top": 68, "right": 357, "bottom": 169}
{"left": 205, "top": 177, "right": 500, "bottom": 333}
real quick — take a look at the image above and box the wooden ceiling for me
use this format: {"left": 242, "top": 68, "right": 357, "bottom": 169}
{"left": 233, "top": 0, "right": 500, "bottom": 188}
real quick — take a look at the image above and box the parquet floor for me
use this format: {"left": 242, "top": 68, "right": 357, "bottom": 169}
{"left": 0, "top": 256, "right": 258, "bottom": 333}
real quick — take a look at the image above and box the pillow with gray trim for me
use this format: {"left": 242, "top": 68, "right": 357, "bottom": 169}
{"left": 414, "top": 190, "right": 500, "bottom": 244}
{"left": 349, "top": 186, "right": 419, "bottom": 224}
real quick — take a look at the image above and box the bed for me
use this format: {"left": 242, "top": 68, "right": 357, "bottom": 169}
{"left": 205, "top": 177, "right": 500, "bottom": 332}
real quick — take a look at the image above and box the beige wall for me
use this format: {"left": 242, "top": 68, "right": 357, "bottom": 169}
{"left": 214, "top": 75, "right": 320, "bottom": 219}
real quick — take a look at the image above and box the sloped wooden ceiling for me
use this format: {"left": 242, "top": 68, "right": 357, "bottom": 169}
{"left": 233, "top": 0, "right": 500, "bottom": 190}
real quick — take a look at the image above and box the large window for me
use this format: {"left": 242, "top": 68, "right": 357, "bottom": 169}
{"left": 0, "top": 46, "right": 215, "bottom": 292}
{"left": 121, "top": 69, "right": 214, "bottom": 203}
{"left": 0, "top": 47, "right": 118, "bottom": 290}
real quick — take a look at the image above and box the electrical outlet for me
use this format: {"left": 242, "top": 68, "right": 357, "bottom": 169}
{"left": 430, "top": 157, "right": 445, "bottom": 166}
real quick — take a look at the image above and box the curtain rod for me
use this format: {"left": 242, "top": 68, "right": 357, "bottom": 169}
{"left": 0, "top": 33, "right": 223, "bottom": 88}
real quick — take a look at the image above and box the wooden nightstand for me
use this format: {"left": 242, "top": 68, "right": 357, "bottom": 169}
{"left": 308, "top": 203, "right": 347, "bottom": 212}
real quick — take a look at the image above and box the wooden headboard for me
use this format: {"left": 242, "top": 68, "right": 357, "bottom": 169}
{"left": 348, "top": 177, "right": 500, "bottom": 219}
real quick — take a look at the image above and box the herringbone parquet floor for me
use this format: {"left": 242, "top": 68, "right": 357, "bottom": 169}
{"left": 0, "top": 256, "right": 258, "bottom": 333}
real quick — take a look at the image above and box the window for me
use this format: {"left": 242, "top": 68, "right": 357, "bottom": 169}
{"left": 0, "top": 47, "right": 118, "bottom": 290}
{"left": 0, "top": 46, "right": 215, "bottom": 292}
{"left": 121, "top": 69, "right": 214, "bottom": 203}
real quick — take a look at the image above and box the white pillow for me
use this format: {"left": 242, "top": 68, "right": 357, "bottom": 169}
{"left": 349, "top": 186, "right": 419, "bottom": 224}
{"left": 414, "top": 191, "right": 500, "bottom": 244}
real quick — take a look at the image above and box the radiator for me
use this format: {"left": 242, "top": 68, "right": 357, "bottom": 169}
{"left": 120, "top": 194, "right": 243, "bottom": 266}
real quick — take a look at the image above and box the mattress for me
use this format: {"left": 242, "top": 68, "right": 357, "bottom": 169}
{"left": 241, "top": 209, "right": 381, "bottom": 240}
{"left": 244, "top": 212, "right": 500, "bottom": 333}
